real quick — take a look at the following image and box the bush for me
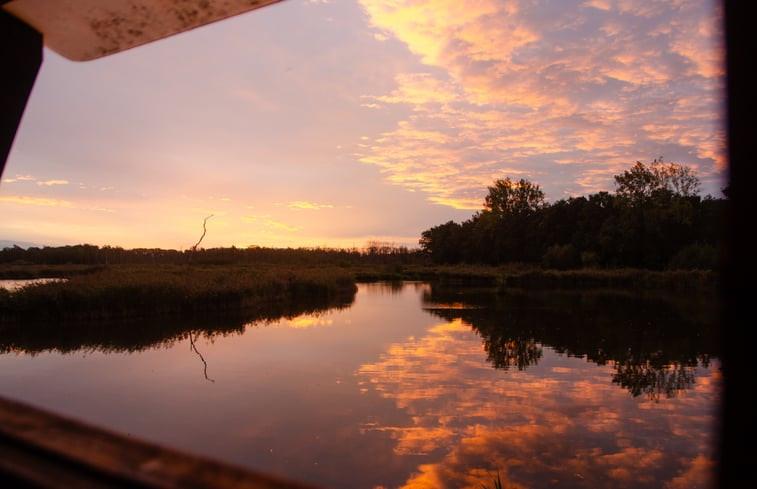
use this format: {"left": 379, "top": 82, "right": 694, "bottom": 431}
{"left": 581, "top": 251, "right": 600, "bottom": 269}
{"left": 667, "top": 243, "right": 718, "bottom": 270}
{"left": 542, "top": 244, "right": 581, "bottom": 270}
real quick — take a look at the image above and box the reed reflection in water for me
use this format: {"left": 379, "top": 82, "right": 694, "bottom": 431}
{"left": 0, "top": 282, "right": 720, "bottom": 489}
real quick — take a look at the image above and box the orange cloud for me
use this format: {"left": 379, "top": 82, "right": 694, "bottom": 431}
{"left": 373, "top": 73, "right": 461, "bottom": 107}
{"left": 264, "top": 220, "right": 299, "bottom": 232}
{"left": 358, "top": 0, "right": 726, "bottom": 203}
{"left": 0, "top": 195, "right": 73, "bottom": 207}
{"left": 287, "top": 201, "right": 334, "bottom": 210}
{"left": 1, "top": 174, "right": 35, "bottom": 183}
{"left": 36, "top": 179, "right": 69, "bottom": 186}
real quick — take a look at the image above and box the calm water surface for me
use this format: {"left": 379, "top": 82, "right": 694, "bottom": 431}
{"left": 0, "top": 282, "right": 721, "bottom": 489}
{"left": 0, "top": 278, "right": 66, "bottom": 291}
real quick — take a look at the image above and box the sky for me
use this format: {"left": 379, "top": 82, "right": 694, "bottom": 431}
{"left": 0, "top": 0, "right": 727, "bottom": 250}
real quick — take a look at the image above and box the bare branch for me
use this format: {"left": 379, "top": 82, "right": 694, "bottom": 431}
{"left": 189, "top": 331, "right": 215, "bottom": 382}
{"left": 191, "top": 214, "right": 214, "bottom": 252}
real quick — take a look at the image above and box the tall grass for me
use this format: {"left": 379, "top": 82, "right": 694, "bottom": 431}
{"left": 354, "top": 263, "right": 718, "bottom": 290}
{"left": 1, "top": 261, "right": 718, "bottom": 326}
{"left": 0, "top": 264, "right": 357, "bottom": 325}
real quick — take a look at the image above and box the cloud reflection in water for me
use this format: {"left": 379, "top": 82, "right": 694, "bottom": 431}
{"left": 357, "top": 316, "right": 720, "bottom": 489}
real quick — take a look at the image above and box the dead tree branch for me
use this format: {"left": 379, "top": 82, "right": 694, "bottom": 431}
{"left": 191, "top": 214, "right": 214, "bottom": 252}
{"left": 189, "top": 331, "right": 215, "bottom": 382}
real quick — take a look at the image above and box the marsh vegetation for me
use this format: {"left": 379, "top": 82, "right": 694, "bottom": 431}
{"left": 0, "top": 263, "right": 357, "bottom": 325}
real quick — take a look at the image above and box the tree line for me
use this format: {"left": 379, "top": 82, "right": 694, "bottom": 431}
{"left": 0, "top": 159, "right": 726, "bottom": 271}
{"left": 419, "top": 159, "right": 726, "bottom": 270}
{"left": 0, "top": 241, "right": 423, "bottom": 267}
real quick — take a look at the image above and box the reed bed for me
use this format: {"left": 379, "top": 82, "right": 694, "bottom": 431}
{"left": 0, "top": 262, "right": 718, "bottom": 326}
{"left": 0, "top": 264, "right": 357, "bottom": 325}
{"left": 355, "top": 264, "right": 719, "bottom": 290}
{"left": 494, "top": 267, "right": 719, "bottom": 290}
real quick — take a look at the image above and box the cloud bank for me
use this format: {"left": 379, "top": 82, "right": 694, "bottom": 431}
{"left": 358, "top": 0, "right": 726, "bottom": 207}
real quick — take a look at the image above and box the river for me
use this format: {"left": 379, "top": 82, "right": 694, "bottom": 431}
{"left": 0, "top": 281, "right": 722, "bottom": 489}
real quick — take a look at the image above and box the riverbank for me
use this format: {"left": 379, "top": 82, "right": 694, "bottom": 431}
{"left": 1, "top": 263, "right": 718, "bottom": 325}
{"left": 0, "top": 264, "right": 357, "bottom": 325}
{"left": 353, "top": 263, "right": 718, "bottom": 291}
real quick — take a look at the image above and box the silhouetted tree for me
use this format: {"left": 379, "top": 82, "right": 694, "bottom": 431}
{"left": 419, "top": 221, "right": 464, "bottom": 264}
{"left": 478, "top": 178, "right": 545, "bottom": 262}
{"left": 614, "top": 157, "right": 700, "bottom": 203}
{"left": 484, "top": 177, "right": 545, "bottom": 216}
{"left": 417, "top": 160, "right": 724, "bottom": 269}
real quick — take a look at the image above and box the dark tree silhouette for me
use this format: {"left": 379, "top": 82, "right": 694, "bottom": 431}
{"left": 484, "top": 177, "right": 546, "bottom": 217}
{"left": 418, "top": 161, "right": 725, "bottom": 269}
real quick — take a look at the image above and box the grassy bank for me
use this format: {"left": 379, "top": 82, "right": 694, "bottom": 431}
{"left": 0, "top": 263, "right": 104, "bottom": 279}
{"left": 1, "top": 262, "right": 718, "bottom": 325}
{"left": 0, "top": 264, "right": 357, "bottom": 325}
{"left": 352, "top": 264, "right": 719, "bottom": 291}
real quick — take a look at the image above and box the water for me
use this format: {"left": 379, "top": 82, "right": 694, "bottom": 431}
{"left": 0, "top": 277, "right": 66, "bottom": 291}
{"left": 0, "top": 282, "right": 722, "bottom": 489}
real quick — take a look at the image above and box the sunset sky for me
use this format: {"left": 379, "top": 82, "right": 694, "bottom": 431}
{"left": 1, "top": 0, "right": 727, "bottom": 250}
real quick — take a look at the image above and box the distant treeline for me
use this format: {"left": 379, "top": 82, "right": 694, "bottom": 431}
{"left": 420, "top": 159, "right": 726, "bottom": 270}
{"left": 0, "top": 240, "right": 425, "bottom": 268}
{"left": 0, "top": 160, "right": 727, "bottom": 272}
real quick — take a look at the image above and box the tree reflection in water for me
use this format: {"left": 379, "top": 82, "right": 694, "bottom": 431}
{"left": 423, "top": 285, "right": 720, "bottom": 400}
{"left": 0, "top": 281, "right": 721, "bottom": 488}
{"left": 612, "top": 352, "right": 701, "bottom": 401}
{"left": 0, "top": 291, "right": 355, "bottom": 357}
{"left": 482, "top": 337, "right": 542, "bottom": 371}
{"left": 188, "top": 331, "right": 215, "bottom": 382}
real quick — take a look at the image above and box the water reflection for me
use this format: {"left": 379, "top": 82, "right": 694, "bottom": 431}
{"left": 358, "top": 284, "right": 720, "bottom": 488}
{"left": 188, "top": 331, "right": 215, "bottom": 382}
{"left": 0, "top": 278, "right": 66, "bottom": 291}
{"left": 0, "top": 289, "right": 354, "bottom": 355}
{"left": 613, "top": 357, "right": 695, "bottom": 400}
{"left": 423, "top": 286, "right": 719, "bottom": 400}
{"left": 0, "top": 282, "right": 721, "bottom": 489}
